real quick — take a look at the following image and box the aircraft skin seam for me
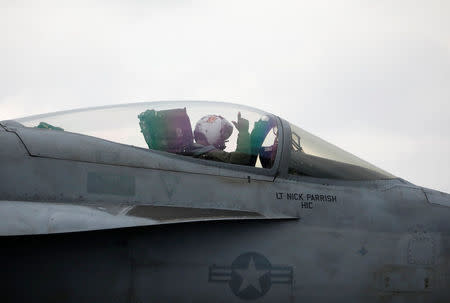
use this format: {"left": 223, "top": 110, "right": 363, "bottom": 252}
{"left": 1, "top": 126, "right": 33, "bottom": 156}
{"left": 422, "top": 187, "right": 431, "bottom": 204}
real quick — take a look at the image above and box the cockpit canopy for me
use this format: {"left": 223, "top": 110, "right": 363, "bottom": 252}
{"left": 15, "top": 101, "right": 394, "bottom": 180}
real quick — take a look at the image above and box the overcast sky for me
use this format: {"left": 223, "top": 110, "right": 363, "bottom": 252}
{"left": 1, "top": 0, "right": 449, "bottom": 193}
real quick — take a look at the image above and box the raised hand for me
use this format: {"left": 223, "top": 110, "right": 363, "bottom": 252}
{"left": 232, "top": 112, "right": 249, "bottom": 133}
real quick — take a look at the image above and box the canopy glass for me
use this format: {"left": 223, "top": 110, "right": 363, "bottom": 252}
{"left": 15, "top": 101, "right": 394, "bottom": 179}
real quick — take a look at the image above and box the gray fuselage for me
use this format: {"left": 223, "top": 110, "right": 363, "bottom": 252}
{"left": 1, "top": 114, "right": 449, "bottom": 303}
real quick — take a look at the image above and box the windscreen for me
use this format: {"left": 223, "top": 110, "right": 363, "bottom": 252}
{"left": 288, "top": 123, "right": 394, "bottom": 180}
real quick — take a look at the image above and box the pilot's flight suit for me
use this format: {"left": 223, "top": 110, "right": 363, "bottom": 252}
{"left": 191, "top": 130, "right": 251, "bottom": 166}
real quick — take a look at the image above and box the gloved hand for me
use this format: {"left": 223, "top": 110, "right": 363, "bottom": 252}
{"left": 232, "top": 112, "right": 249, "bottom": 133}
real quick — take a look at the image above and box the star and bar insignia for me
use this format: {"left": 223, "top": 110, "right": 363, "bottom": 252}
{"left": 209, "top": 252, "right": 293, "bottom": 300}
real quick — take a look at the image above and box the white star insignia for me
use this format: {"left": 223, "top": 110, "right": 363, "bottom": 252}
{"left": 235, "top": 257, "right": 269, "bottom": 293}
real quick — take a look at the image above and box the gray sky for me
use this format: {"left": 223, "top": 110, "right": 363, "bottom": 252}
{"left": 1, "top": 0, "right": 449, "bottom": 193}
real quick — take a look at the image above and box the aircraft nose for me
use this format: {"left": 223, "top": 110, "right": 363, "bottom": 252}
{"left": 422, "top": 187, "right": 450, "bottom": 208}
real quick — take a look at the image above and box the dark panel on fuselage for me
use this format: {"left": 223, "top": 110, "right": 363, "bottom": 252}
{"left": 2, "top": 206, "right": 450, "bottom": 303}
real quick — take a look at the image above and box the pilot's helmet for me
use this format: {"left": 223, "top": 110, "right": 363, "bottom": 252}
{"left": 194, "top": 115, "right": 233, "bottom": 150}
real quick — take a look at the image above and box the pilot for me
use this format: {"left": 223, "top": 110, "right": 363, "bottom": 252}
{"left": 138, "top": 107, "right": 275, "bottom": 167}
{"left": 188, "top": 112, "right": 276, "bottom": 167}
{"left": 188, "top": 112, "right": 252, "bottom": 165}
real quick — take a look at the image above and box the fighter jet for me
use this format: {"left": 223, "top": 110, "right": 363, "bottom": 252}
{"left": 0, "top": 101, "right": 449, "bottom": 303}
